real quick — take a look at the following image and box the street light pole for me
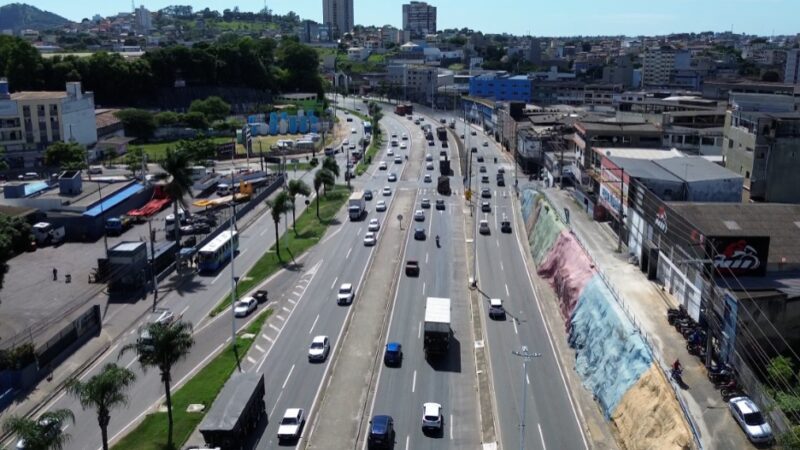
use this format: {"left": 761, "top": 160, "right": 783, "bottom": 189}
{"left": 512, "top": 346, "right": 542, "bottom": 450}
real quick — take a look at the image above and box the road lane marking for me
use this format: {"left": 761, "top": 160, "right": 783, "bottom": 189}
{"left": 422, "top": 282, "right": 426, "bottom": 295}
{"left": 254, "top": 344, "right": 265, "bottom": 353}
{"left": 211, "top": 271, "right": 224, "bottom": 285}
{"left": 179, "top": 305, "right": 190, "bottom": 318}
{"left": 450, "top": 414, "right": 453, "bottom": 440}
{"left": 124, "top": 358, "right": 137, "bottom": 369}
{"left": 412, "top": 370, "right": 417, "bottom": 392}
{"left": 260, "top": 227, "right": 268, "bottom": 236}
{"left": 282, "top": 306, "right": 291, "bottom": 313}
{"left": 425, "top": 252, "right": 429, "bottom": 263}
{"left": 269, "top": 323, "right": 281, "bottom": 332}
{"left": 270, "top": 391, "right": 284, "bottom": 417}
{"left": 405, "top": 435, "right": 410, "bottom": 450}
{"left": 276, "top": 314, "right": 285, "bottom": 321}
{"left": 331, "top": 276, "right": 338, "bottom": 290}
{"left": 282, "top": 364, "right": 295, "bottom": 389}
{"left": 418, "top": 321, "right": 422, "bottom": 339}
{"left": 505, "top": 283, "right": 510, "bottom": 296}
{"left": 309, "top": 314, "right": 320, "bottom": 334}
{"left": 527, "top": 373, "right": 531, "bottom": 385}
{"left": 346, "top": 247, "right": 352, "bottom": 259}
{"left": 247, "top": 356, "right": 256, "bottom": 364}
{"left": 539, "top": 423, "right": 547, "bottom": 449}
{"left": 513, "top": 318, "right": 519, "bottom": 335}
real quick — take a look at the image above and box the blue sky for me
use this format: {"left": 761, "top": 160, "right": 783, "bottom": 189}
{"left": 6, "top": 0, "right": 799, "bottom": 36}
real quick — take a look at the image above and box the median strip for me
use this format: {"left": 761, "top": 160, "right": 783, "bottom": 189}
{"left": 112, "top": 310, "right": 272, "bottom": 450}
{"left": 209, "top": 185, "right": 350, "bottom": 317}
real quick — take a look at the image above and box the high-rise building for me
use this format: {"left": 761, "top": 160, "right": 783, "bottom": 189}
{"left": 322, "top": 0, "right": 354, "bottom": 39}
{"left": 785, "top": 49, "right": 800, "bottom": 85}
{"left": 402, "top": 1, "right": 437, "bottom": 38}
{"left": 642, "top": 46, "right": 676, "bottom": 87}
{"left": 134, "top": 5, "right": 152, "bottom": 34}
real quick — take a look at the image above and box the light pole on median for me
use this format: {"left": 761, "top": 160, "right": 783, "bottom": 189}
{"left": 512, "top": 346, "right": 542, "bottom": 450}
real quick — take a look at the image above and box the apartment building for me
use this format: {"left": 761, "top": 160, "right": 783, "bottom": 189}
{"left": 387, "top": 64, "right": 453, "bottom": 103}
{"left": 786, "top": 49, "right": 800, "bottom": 85}
{"left": 402, "top": 1, "right": 437, "bottom": 38}
{"left": 642, "top": 46, "right": 676, "bottom": 87}
{"left": 322, "top": 0, "right": 354, "bottom": 38}
{"left": 0, "top": 80, "right": 97, "bottom": 169}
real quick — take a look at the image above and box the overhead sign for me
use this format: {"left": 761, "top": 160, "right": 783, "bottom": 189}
{"left": 708, "top": 236, "right": 770, "bottom": 277}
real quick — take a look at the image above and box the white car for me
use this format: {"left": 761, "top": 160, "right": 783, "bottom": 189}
{"left": 277, "top": 408, "right": 305, "bottom": 441}
{"left": 421, "top": 402, "right": 443, "bottom": 433}
{"left": 368, "top": 218, "right": 381, "bottom": 231}
{"left": 363, "top": 232, "right": 377, "bottom": 246}
{"left": 729, "top": 396, "right": 773, "bottom": 444}
{"left": 414, "top": 210, "right": 425, "bottom": 222}
{"left": 383, "top": 186, "right": 392, "bottom": 196}
{"left": 388, "top": 173, "right": 397, "bottom": 182}
{"left": 387, "top": 149, "right": 394, "bottom": 156}
{"left": 394, "top": 156, "right": 402, "bottom": 164}
{"left": 379, "top": 161, "right": 387, "bottom": 170}
{"left": 402, "top": 133, "right": 408, "bottom": 140}
{"left": 423, "top": 174, "right": 432, "bottom": 183}
{"left": 308, "top": 335, "right": 330, "bottom": 362}
{"left": 233, "top": 297, "right": 257, "bottom": 317}
{"left": 351, "top": 128, "right": 357, "bottom": 134}
{"left": 376, "top": 200, "right": 387, "bottom": 212}
{"left": 337, "top": 283, "right": 355, "bottom": 305}
{"left": 425, "top": 154, "right": 433, "bottom": 161}
{"left": 426, "top": 162, "right": 434, "bottom": 170}
{"left": 391, "top": 133, "right": 397, "bottom": 138}
{"left": 400, "top": 143, "right": 407, "bottom": 149}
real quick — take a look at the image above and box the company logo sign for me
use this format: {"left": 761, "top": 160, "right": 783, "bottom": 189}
{"left": 654, "top": 206, "right": 668, "bottom": 234}
{"left": 711, "top": 237, "right": 770, "bottom": 277}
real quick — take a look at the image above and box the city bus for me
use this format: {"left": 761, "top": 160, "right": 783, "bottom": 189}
{"left": 198, "top": 230, "right": 239, "bottom": 273}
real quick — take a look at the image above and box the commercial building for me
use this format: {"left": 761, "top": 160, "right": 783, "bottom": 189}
{"left": 402, "top": 1, "right": 437, "bottom": 38}
{"left": 322, "top": 0, "right": 354, "bottom": 39}
{"left": 0, "top": 80, "right": 97, "bottom": 169}
{"left": 785, "top": 49, "right": 800, "bottom": 85}
{"left": 469, "top": 73, "right": 532, "bottom": 102}
{"left": 387, "top": 64, "right": 453, "bottom": 104}
{"left": 642, "top": 46, "right": 676, "bottom": 87}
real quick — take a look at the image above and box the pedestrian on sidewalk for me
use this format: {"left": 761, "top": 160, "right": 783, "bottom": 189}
{"left": 52, "top": 267, "right": 57, "bottom": 281}
{"left": 672, "top": 358, "right": 682, "bottom": 373}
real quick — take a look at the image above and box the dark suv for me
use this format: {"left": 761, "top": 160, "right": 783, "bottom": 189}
{"left": 368, "top": 415, "right": 395, "bottom": 449}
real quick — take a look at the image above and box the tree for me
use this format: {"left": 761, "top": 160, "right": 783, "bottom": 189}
{"left": 321, "top": 156, "right": 340, "bottom": 178}
{"left": 119, "top": 321, "right": 194, "bottom": 450}
{"left": 65, "top": 364, "right": 136, "bottom": 450}
{"left": 44, "top": 141, "right": 86, "bottom": 169}
{"left": 286, "top": 180, "right": 311, "bottom": 235}
{"left": 266, "top": 191, "right": 291, "bottom": 260}
{"left": 182, "top": 111, "right": 209, "bottom": 130}
{"left": 767, "top": 355, "right": 795, "bottom": 390}
{"left": 124, "top": 146, "right": 145, "bottom": 177}
{"left": 762, "top": 70, "right": 781, "bottom": 82}
{"left": 154, "top": 111, "right": 180, "bottom": 127}
{"left": 175, "top": 139, "right": 216, "bottom": 163}
{"left": 276, "top": 40, "right": 324, "bottom": 96}
{"left": 162, "top": 148, "right": 193, "bottom": 244}
{"left": 3, "top": 409, "right": 74, "bottom": 450}
{"left": 189, "top": 96, "right": 231, "bottom": 122}
{"left": 115, "top": 109, "right": 156, "bottom": 141}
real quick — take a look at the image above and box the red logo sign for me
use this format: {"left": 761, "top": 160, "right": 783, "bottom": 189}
{"left": 714, "top": 240, "right": 762, "bottom": 274}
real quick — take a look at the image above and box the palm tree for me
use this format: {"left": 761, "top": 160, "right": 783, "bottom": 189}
{"left": 162, "top": 148, "right": 193, "bottom": 245}
{"left": 286, "top": 180, "right": 311, "bottom": 235}
{"left": 322, "top": 156, "right": 340, "bottom": 178}
{"left": 3, "top": 409, "right": 74, "bottom": 450}
{"left": 266, "top": 191, "right": 292, "bottom": 260}
{"left": 313, "top": 169, "right": 335, "bottom": 220}
{"left": 65, "top": 363, "right": 136, "bottom": 450}
{"left": 119, "top": 321, "right": 194, "bottom": 450}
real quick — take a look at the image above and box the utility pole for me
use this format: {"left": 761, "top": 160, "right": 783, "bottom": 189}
{"left": 617, "top": 167, "right": 625, "bottom": 253}
{"left": 229, "top": 204, "right": 240, "bottom": 372}
{"left": 512, "top": 346, "right": 542, "bottom": 450}
{"left": 148, "top": 219, "right": 158, "bottom": 312}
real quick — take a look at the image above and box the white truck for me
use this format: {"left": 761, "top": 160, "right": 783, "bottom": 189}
{"left": 348, "top": 191, "right": 366, "bottom": 221}
{"left": 32, "top": 222, "right": 65, "bottom": 245}
{"left": 423, "top": 297, "right": 452, "bottom": 359}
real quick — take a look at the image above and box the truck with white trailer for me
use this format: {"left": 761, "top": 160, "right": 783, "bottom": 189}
{"left": 348, "top": 191, "right": 366, "bottom": 221}
{"left": 423, "top": 297, "right": 451, "bottom": 359}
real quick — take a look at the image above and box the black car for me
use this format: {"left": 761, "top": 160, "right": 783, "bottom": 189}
{"left": 501, "top": 220, "right": 512, "bottom": 233}
{"left": 368, "top": 415, "right": 395, "bottom": 449}
{"left": 497, "top": 177, "right": 506, "bottom": 187}
{"left": 479, "top": 166, "right": 487, "bottom": 173}
{"left": 435, "top": 199, "right": 445, "bottom": 210}
{"left": 254, "top": 290, "right": 268, "bottom": 303}
{"left": 481, "top": 188, "right": 491, "bottom": 198}
{"left": 481, "top": 175, "right": 490, "bottom": 183}
{"left": 364, "top": 190, "right": 373, "bottom": 200}
{"left": 428, "top": 140, "right": 435, "bottom": 146}
{"left": 441, "top": 141, "right": 448, "bottom": 148}
{"left": 481, "top": 201, "right": 491, "bottom": 213}
{"left": 384, "top": 342, "right": 403, "bottom": 366}
{"left": 477, "top": 155, "right": 484, "bottom": 162}
{"left": 414, "top": 228, "right": 426, "bottom": 240}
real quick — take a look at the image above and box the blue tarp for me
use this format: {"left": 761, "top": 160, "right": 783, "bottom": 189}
{"left": 23, "top": 181, "right": 49, "bottom": 197}
{"left": 82, "top": 183, "right": 144, "bottom": 217}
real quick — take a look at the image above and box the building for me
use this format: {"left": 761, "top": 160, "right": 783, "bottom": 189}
{"left": 642, "top": 46, "right": 676, "bottom": 87}
{"left": 322, "top": 0, "right": 354, "bottom": 39}
{"left": 722, "top": 110, "right": 800, "bottom": 203}
{"left": 571, "top": 121, "right": 663, "bottom": 184}
{"left": 402, "top": 1, "right": 437, "bottom": 38}
{"left": 387, "top": 65, "right": 453, "bottom": 104}
{"left": 469, "top": 73, "right": 532, "bottom": 102}
{"left": 785, "top": 49, "right": 800, "bottom": 85}
{"left": 603, "top": 55, "right": 635, "bottom": 88}
{"left": 0, "top": 80, "right": 97, "bottom": 170}
{"left": 134, "top": 5, "right": 152, "bottom": 34}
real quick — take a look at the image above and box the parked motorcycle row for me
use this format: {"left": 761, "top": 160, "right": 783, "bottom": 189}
{"left": 667, "top": 306, "right": 745, "bottom": 400}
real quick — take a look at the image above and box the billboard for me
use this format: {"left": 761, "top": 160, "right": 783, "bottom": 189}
{"left": 707, "top": 236, "right": 770, "bottom": 277}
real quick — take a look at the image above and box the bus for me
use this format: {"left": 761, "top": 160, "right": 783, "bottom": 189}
{"left": 198, "top": 230, "right": 239, "bottom": 273}
{"left": 363, "top": 121, "right": 372, "bottom": 135}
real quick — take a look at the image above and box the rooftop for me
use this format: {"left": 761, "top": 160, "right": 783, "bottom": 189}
{"left": 598, "top": 147, "right": 684, "bottom": 161}
{"left": 657, "top": 156, "right": 743, "bottom": 182}
{"left": 607, "top": 157, "right": 683, "bottom": 183}
{"left": 576, "top": 121, "right": 661, "bottom": 133}
{"left": 10, "top": 91, "right": 68, "bottom": 101}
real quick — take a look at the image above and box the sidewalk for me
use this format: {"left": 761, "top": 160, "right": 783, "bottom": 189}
{"left": 542, "top": 186, "right": 752, "bottom": 450}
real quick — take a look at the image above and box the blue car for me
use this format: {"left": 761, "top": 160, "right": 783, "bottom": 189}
{"left": 384, "top": 342, "right": 403, "bottom": 366}
{"left": 368, "top": 415, "right": 395, "bottom": 449}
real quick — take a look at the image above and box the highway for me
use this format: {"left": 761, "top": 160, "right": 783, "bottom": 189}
{"left": 365, "top": 112, "right": 481, "bottom": 449}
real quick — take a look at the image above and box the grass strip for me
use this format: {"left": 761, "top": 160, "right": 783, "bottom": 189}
{"left": 112, "top": 310, "right": 272, "bottom": 450}
{"left": 208, "top": 184, "right": 350, "bottom": 317}
{"left": 355, "top": 133, "right": 384, "bottom": 176}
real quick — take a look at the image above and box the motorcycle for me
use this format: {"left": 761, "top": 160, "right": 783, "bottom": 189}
{"left": 435, "top": 235, "right": 440, "bottom": 248}
{"left": 687, "top": 343, "right": 706, "bottom": 357}
{"left": 721, "top": 387, "right": 745, "bottom": 401}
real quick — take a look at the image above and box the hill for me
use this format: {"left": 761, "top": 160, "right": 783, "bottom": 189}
{"left": 0, "top": 3, "right": 70, "bottom": 32}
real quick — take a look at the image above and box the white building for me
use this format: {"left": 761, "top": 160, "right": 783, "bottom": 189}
{"left": 642, "top": 46, "right": 676, "bottom": 87}
{"left": 322, "top": 0, "right": 354, "bottom": 38}
{"left": 0, "top": 80, "right": 97, "bottom": 169}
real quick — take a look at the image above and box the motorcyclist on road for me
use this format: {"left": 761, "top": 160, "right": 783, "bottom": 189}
{"left": 435, "top": 235, "right": 440, "bottom": 247}
{"left": 672, "top": 359, "right": 682, "bottom": 373}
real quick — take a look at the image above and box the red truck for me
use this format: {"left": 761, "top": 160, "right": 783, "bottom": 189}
{"left": 394, "top": 104, "right": 413, "bottom": 116}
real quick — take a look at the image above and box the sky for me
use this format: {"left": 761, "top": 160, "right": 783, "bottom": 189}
{"left": 4, "top": 0, "right": 799, "bottom": 37}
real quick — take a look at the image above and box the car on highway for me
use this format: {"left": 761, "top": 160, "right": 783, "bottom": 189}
{"left": 477, "top": 155, "right": 484, "bottom": 162}
{"left": 15, "top": 416, "right": 65, "bottom": 450}
{"left": 481, "top": 201, "right": 491, "bottom": 213}
{"left": 400, "top": 143, "right": 407, "bottom": 149}
{"left": 387, "top": 148, "right": 394, "bottom": 156}
{"left": 384, "top": 342, "right": 403, "bottom": 366}
{"left": 489, "top": 298, "right": 506, "bottom": 319}
{"left": 402, "top": 133, "right": 408, "bottom": 140}
{"left": 391, "top": 132, "right": 397, "bottom": 138}
{"left": 421, "top": 402, "right": 443, "bottom": 434}
{"left": 343, "top": 139, "right": 349, "bottom": 146}
{"left": 253, "top": 290, "right": 268, "bottom": 304}
{"left": 233, "top": 297, "right": 257, "bottom": 317}
{"left": 376, "top": 200, "right": 387, "bottom": 212}
{"left": 349, "top": 144, "right": 356, "bottom": 150}
{"left": 363, "top": 232, "right": 377, "bottom": 246}
{"left": 441, "top": 141, "right": 448, "bottom": 148}
{"left": 501, "top": 218, "right": 512, "bottom": 233}
{"left": 481, "top": 175, "right": 489, "bottom": 183}
{"left": 426, "top": 154, "right": 433, "bottom": 161}
{"left": 391, "top": 139, "right": 398, "bottom": 147}
{"left": 482, "top": 141, "right": 489, "bottom": 147}
{"left": 308, "top": 335, "right": 331, "bottom": 362}
{"left": 382, "top": 186, "right": 392, "bottom": 196}
{"left": 368, "top": 218, "right": 381, "bottom": 231}
{"left": 729, "top": 396, "right": 773, "bottom": 444}
{"left": 351, "top": 128, "right": 357, "bottom": 134}
{"left": 498, "top": 167, "right": 505, "bottom": 174}
{"left": 414, "top": 228, "right": 426, "bottom": 240}
{"left": 277, "top": 408, "right": 305, "bottom": 442}
{"left": 479, "top": 220, "right": 490, "bottom": 235}
{"left": 346, "top": 117, "right": 353, "bottom": 122}
{"left": 436, "top": 199, "right": 445, "bottom": 210}
{"left": 497, "top": 177, "right": 506, "bottom": 187}
{"left": 424, "top": 174, "right": 432, "bottom": 183}
{"left": 428, "top": 140, "right": 435, "bottom": 146}
{"left": 480, "top": 166, "right": 486, "bottom": 173}
{"left": 337, "top": 283, "right": 355, "bottom": 305}
{"left": 426, "top": 162, "right": 434, "bottom": 170}
{"left": 471, "top": 130, "right": 477, "bottom": 136}
{"left": 394, "top": 156, "right": 402, "bottom": 164}
{"left": 388, "top": 173, "right": 397, "bottom": 182}
{"left": 471, "top": 147, "right": 477, "bottom": 153}
{"left": 368, "top": 415, "right": 395, "bottom": 449}
{"left": 414, "top": 210, "right": 425, "bottom": 221}
{"left": 421, "top": 198, "right": 431, "bottom": 209}
{"left": 440, "top": 118, "right": 446, "bottom": 124}
{"left": 379, "top": 161, "right": 387, "bottom": 170}
{"left": 481, "top": 188, "right": 491, "bottom": 198}
{"left": 364, "top": 190, "right": 373, "bottom": 200}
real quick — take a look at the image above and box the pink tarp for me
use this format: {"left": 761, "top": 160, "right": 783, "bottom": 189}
{"left": 537, "top": 231, "right": 596, "bottom": 328}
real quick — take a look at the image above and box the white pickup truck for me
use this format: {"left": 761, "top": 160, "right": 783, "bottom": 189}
{"left": 277, "top": 408, "right": 305, "bottom": 442}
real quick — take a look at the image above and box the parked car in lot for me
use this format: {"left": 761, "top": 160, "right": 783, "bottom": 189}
{"left": 308, "top": 335, "right": 330, "bottom": 362}
{"left": 233, "top": 297, "right": 257, "bottom": 317}
{"left": 489, "top": 298, "right": 506, "bottom": 319}
{"left": 729, "top": 396, "right": 773, "bottom": 444}
{"left": 277, "top": 408, "right": 305, "bottom": 442}
{"left": 384, "top": 342, "right": 403, "bottom": 366}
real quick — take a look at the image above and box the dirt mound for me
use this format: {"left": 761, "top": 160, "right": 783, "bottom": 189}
{"left": 611, "top": 365, "right": 693, "bottom": 450}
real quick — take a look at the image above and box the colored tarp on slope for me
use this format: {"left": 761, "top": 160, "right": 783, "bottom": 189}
{"left": 537, "top": 232, "right": 595, "bottom": 325}
{"left": 520, "top": 188, "right": 540, "bottom": 234}
{"left": 528, "top": 195, "right": 566, "bottom": 266}
{"left": 568, "top": 275, "right": 652, "bottom": 417}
